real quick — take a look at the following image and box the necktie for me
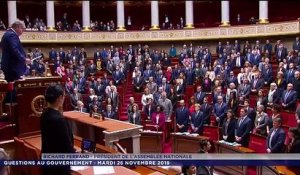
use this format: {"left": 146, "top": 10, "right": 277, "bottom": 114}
{"left": 284, "top": 91, "right": 290, "bottom": 103}
{"left": 253, "top": 79, "right": 257, "bottom": 88}
{"left": 269, "top": 129, "right": 277, "bottom": 148}
{"left": 225, "top": 120, "right": 229, "bottom": 135}
{"left": 239, "top": 117, "right": 245, "bottom": 127}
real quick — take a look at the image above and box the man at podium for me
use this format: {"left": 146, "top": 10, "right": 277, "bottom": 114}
{"left": 1, "top": 20, "right": 26, "bottom": 103}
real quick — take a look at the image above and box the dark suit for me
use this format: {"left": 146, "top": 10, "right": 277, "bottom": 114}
{"left": 262, "top": 69, "right": 273, "bottom": 85}
{"left": 250, "top": 78, "right": 264, "bottom": 91}
{"left": 49, "top": 50, "right": 57, "bottom": 61}
{"left": 112, "top": 71, "right": 124, "bottom": 85}
{"left": 129, "top": 112, "right": 141, "bottom": 125}
{"left": 275, "top": 47, "right": 288, "bottom": 62}
{"left": 104, "top": 111, "right": 117, "bottom": 119}
{"left": 200, "top": 103, "right": 212, "bottom": 125}
{"left": 289, "top": 139, "right": 300, "bottom": 153}
{"left": 133, "top": 76, "right": 144, "bottom": 92}
{"left": 70, "top": 93, "right": 82, "bottom": 109}
{"left": 159, "top": 83, "right": 171, "bottom": 96}
{"left": 1, "top": 28, "right": 26, "bottom": 82}
{"left": 266, "top": 127, "right": 286, "bottom": 153}
{"left": 293, "top": 77, "right": 300, "bottom": 99}
{"left": 264, "top": 43, "right": 272, "bottom": 54}
{"left": 190, "top": 111, "right": 204, "bottom": 134}
{"left": 213, "top": 103, "right": 227, "bottom": 126}
{"left": 226, "top": 76, "right": 238, "bottom": 86}
{"left": 222, "top": 118, "right": 237, "bottom": 143}
{"left": 144, "top": 104, "right": 155, "bottom": 120}
{"left": 194, "top": 91, "right": 206, "bottom": 104}
{"left": 238, "top": 84, "right": 251, "bottom": 98}
{"left": 281, "top": 90, "right": 297, "bottom": 111}
{"left": 41, "top": 108, "right": 74, "bottom": 175}
{"left": 175, "top": 107, "right": 190, "bottom": 132}
{"left": 235, "top": 116, "right": 252, "bottom": 147}
{"left": 234, "top": 56, "right": 245, "bottom": 68}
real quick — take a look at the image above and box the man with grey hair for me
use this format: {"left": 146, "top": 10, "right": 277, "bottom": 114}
{"left": 1, "top": 20, "right": 26, "bottom": 82}
{"left": 158, "top": 91, "right": 173, "bottom": 120}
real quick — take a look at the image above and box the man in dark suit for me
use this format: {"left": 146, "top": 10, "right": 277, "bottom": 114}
{"left": 103, "top": 104, "right": 117, "bottom": 119}
{"left": 200, "top": 97, "right": 212, "bottom": 125}
{"left": 292, "top": 37, "right": 300, "bottom": 53}
{"left": 108, "top": 86, "right": 120, "bottom": 112}
{"left": 190, "top": 104, "right": 204, "bottom": 134}
{"left": 133, "top": 71, "right": 144, "bottom": 92}
{"left": 94, "top": 78, "right": 105, "bottom": 100}
{"left": 213, "top": 96, "right": 228, "bottom": 126}
{"left": 262, "top": 64, "right": 273, "bottom": 85}
{"left": 159, "top": 78, "right": 171, "bottom": 96}
{"left": 1, "top": 20, "right": 26, "bottom": 82}
{"left": 285, "top": 63, "right": 296, "bottom": 84}
{"left": 275, "top": 43, "right": 288, "bottom": 62}
{"left": 226, "top": 71, "right": 238, "bottom": 87}
{"left": 235, "top": 108, "right": 252, "bottom": 147}
{"left": 234, "top": 52, "right": 244, "bottom": 68}
{"left": 243, "top": 99, "right": 256, "bottom": 128}
{"left": 238, "top": 79, "right": 251, "bottom": 102}
{"left": 293, "top": 71, "right": 300, "bottom": 100}
{"left": 263, "top": 39, "right": 272, "bottom": 54}
{"left": 266, "top": 118, "right": 286, "bottom": 153}
{"left": 112, "top": 65, "right": 125, "bottom": 85}
{"left": 49, "top": 48, "right": 57, "bottom": 61}
{"left": 281, "top": 83, "right": 297, "bottom": 111}
{"left": 1, "top": 21, "right": 27, "bottom": 103}
{"left": 250, "top": 73, "right": 264, "bottom": 93}
{"left": 216, "top": 41, "right": 223, "bottom": 55}
{"left": 194, "top": 86, "right": 206, "bottom": 105}
{"left": 175, "top": 100, "right": 190, "bottom": 132}
{"left": 213, "top": 86, "right": 225, "bottom": 104}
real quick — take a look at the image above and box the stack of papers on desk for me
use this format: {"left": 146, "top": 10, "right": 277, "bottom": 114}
{"left": 218, "top": 140, "right": 241, "bottom": 147}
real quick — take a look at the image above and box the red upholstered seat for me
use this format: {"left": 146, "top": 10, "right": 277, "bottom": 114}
{"left": 281, "top": 111, "right": 297, "bottom": 127}
{"left": 14, "top": 137, "right": 29, "bottom": 175}
{"left": 248, "top": 134, "right": 267, "bottom": 153}
{"left": 24, "top": 143, "right": 41, "bottom": 175}
{"left": 185, "top": 85, "right": 195, "bottom": 98}
{"left": 203, "top": 126, "right": 220, "bottom": 141}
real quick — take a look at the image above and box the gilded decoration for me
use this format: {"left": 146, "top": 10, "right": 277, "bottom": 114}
{"left": 0, "top": 20, "right": 298, "bottom": 43}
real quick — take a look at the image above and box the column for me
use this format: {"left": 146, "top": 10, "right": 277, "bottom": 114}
{"left": 259, "top": 1, "right": 269, "bottom": 24}
{"left": 150, "top": 1, "right": 160, "bottom": 30}
{"left": 7, "top": 1, "right": 17, "bottom": 27}
{"left": 82, "top": 0, "right": 91, "bottom": 31}
{"left": 184, "top": 1, "right": 194, "bottom": 29}
{"left": 220, "top": 1, "right": 230, "bottom": 27}
{"left": 132, "top": 135, "right": 141, "bottom": 153}
{"left": 116, "top": 1, "right": 126, "bottom": 31}
{"left": 46, "top": 1, "right": 56, "bottom": 31}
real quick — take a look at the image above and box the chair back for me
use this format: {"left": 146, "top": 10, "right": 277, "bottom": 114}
{"left": 23, "top": 143, "right": 41, "bottom": 175}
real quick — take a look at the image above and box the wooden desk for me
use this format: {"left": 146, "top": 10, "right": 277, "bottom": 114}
{"left": 171, "top": 133, "right": 209, "bottom": 153}
{"left": 140, "top": 131, "right": 163, "bottom": 153}
{"left": 214, "top": 141, "right": 255, "bottom": 175}
{"left": 64, "top": 111, "right": 143, "bottom": 153}
{"left": 21, "top": 135, "right": 178, "bottom": 175}
{"left": 13, "top": 76, "right": 62, "bottom": 137}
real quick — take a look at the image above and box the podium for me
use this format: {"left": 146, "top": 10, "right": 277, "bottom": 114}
{"left": 13, "top": 76, "right": 62, "bottom": 137}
